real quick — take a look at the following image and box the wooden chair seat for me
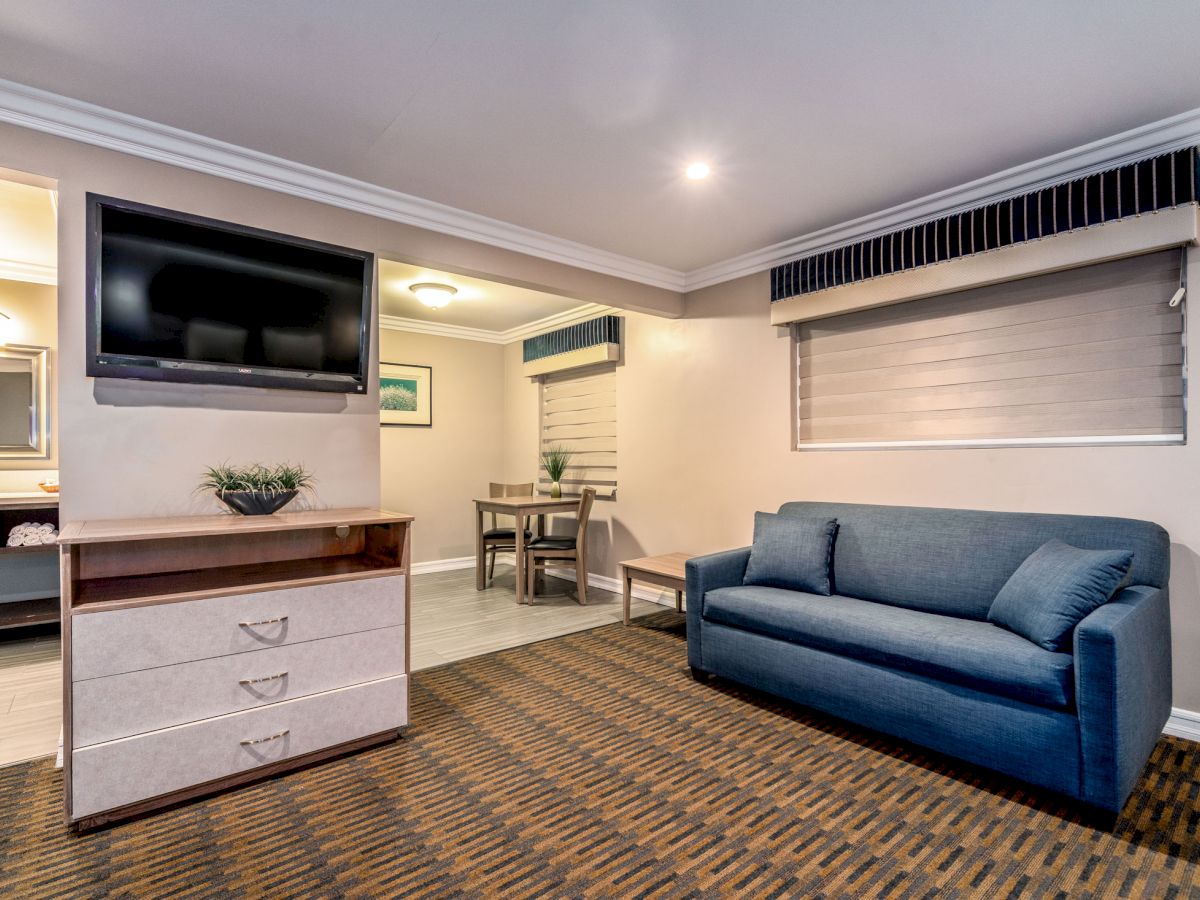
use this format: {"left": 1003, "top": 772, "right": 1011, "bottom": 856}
{"left": 525, "top": 488, "right": 595, "bottom": 605}
{"left": 483, "top": 482, "right": 535, "bottom": 582}
{"left": 527, "top": 536, "right": 576, "bottom": 550}
{"left": 483, "top": 528, "right": 533, "bottom": 540}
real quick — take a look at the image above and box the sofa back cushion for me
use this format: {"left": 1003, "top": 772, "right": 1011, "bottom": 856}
{"left": 776, "top": 501, "right": 1169, "bottom": 620}
{"left": 743, "top": 512, "right": 838, "bottom": 595}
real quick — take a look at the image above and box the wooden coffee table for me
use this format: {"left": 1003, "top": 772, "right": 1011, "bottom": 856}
{"left": 619, "top": 552, "right": 690, "bottom": 625}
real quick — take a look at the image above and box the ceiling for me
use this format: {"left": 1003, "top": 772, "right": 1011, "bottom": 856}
{"left": 1, "top": 2, "right": 1200, "bottom": 274}
{"left": 0, "top": 177, "right": 56, "bottom": 284}
{"left": 378, "top": 260, "right": 590, "bottom": 333}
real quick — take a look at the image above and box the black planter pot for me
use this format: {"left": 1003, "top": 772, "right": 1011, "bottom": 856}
{"left": 217, "top": 489, "right": 298, "bottom": 516}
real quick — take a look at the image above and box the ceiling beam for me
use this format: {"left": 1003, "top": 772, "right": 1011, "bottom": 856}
{"left": 380, "top": 302, "right": 613, "bottom": 345}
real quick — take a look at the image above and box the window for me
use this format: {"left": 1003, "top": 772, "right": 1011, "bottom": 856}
{"left": 793, "top": 249, "right": 1185, "bottom": 448}
{"left": 539, "top": 366, "right": 617, "bottom": 497}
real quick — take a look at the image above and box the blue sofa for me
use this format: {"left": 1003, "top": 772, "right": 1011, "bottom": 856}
{"left": 685, "top": 502, "right": 1172, "bottom": 813}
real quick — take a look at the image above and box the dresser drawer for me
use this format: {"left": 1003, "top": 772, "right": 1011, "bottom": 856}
{"left": 72, "top": 575, "right": 405, "bottom": 680}
{"left": 70, "top": 674, "right": 406, "bottom": 820}
{"left": 72, "top": 626, "right": 404, "bottom": 747}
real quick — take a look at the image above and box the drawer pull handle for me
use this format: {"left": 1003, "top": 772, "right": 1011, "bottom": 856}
{"left": 240, "top": 729, "right": 290, "bottom": 746}
{"left": 239, "top": 615, "right": 289, "bottom": 628}
{"left": 239, "top": 671, "right": 289, "bottom": 686}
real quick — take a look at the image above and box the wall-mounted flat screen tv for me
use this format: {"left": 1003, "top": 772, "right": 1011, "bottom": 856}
{"left": 86, "top": 194, "right": 373, "bottom": 393}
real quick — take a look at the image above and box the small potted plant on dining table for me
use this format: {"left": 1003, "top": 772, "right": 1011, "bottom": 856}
{"left": 199, "top": 462, "right": 315, "bottom": 515}
{"left": 541, "top": 444, "right": 572, "bottom": 499}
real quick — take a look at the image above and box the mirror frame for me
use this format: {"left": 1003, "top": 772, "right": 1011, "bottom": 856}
{"left": 0, "top": 343, "right": 50, "bottom": 458}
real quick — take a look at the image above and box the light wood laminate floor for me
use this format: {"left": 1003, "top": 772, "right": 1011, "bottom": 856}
{"left": 0, "top": 565, "right": 667, "bottom": 767}
{"left": 410, "top": 564, "right": 664, "bottom": 669}
{"left": 0, "top": 632, "right": 61, "bottom": 768}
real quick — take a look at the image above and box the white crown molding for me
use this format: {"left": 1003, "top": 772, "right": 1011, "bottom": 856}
{"left": 380, "top": 302, "right": 612, "bottom": 345}
{"left": 0, "top": 257, "right": 56, "bottom": 285}
{"left": 410, "top": 555, "right": 478, "bottom": 575}
{"left": 5, "top": 77, "right": 1198, "bottom": 298}
{"left": 501, "top": 302, "right": 612, "bottom": 342}
{"left": 0, "top": 78, "right": 686, "bottom": 292}
{"left": 379, "top": 315, "right": 507, "bottom": 344}
{"left": 685, "top": 105, "right": 1200, "bottom": 291}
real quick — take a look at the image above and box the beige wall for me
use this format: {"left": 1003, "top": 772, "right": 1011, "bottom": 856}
{"left": 379, "top": 328, "right": 505, "bottom": 563}
{"left": 0, "top": 121, "right": 678, "bottom": 522}
{"left": 501, "top": 263, "right": 1200, "bottom": 710}
{"left": 0, "top": 279, "right": 57, "bottom": 486}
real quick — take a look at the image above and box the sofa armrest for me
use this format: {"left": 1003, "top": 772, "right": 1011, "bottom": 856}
{"left": 1074, "top": 584, "right": 1172, "bottom": 811}
{"left": 685, "top": 547, "right": 751, "bottom": 671}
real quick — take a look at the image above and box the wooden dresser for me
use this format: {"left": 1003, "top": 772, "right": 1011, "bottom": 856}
{"left": 58, "top": 507, "right": 412, "bottom": 830}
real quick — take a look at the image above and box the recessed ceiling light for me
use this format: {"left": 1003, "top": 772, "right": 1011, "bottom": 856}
{"left": 685, "top": 162, "right": 711, "bottom": 180}
{"left": 409, "top": 282, "right": 458, "bottom": 309}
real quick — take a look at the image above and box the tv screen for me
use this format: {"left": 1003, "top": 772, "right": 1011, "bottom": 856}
{"left": 86, "top": 194, "right": 373, "bottom": 393}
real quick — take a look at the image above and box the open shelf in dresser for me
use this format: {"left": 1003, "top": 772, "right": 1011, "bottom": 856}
{"left": 0, "top": 493, "right": 60, "bottom": 629}
{"left": 61, "top": 507, "right": 409, "bottom": 612}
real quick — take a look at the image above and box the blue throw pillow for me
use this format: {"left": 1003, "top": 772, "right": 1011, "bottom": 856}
{"left": 987, "top": 539, "right": 1133, "bottom": 651}
{"left": 743, "top": 512, "right": 838, "bottom": 595}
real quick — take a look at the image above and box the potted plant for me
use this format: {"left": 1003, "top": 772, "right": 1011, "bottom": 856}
{"left": 199, "top": 462, "right": 314, "bottom": 516}
{"left": 540, "top": 444, "right": 572, "bottom": 498}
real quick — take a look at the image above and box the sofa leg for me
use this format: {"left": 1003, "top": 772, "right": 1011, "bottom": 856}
{"left": 1078, "top": 806, "right": 1120, "bottom": 833}
{"left": 690, "top": 666, "right": 712, "bottom": 683}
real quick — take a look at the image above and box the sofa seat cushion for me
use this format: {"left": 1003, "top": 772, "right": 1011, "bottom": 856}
{"left": 703, "top": 586, "right": 1075, "bottom": 710}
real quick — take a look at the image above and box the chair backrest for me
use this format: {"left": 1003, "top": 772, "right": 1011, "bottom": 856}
{"left": 489, "top": 482, "right": 533, "bottom": 529}
{"left": 574, "top": 487, "right": 596, "bottom": 544}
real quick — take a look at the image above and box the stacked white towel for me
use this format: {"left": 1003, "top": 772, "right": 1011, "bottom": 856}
{"left": 7, "top": 522, "right": 57, "bottom": 547}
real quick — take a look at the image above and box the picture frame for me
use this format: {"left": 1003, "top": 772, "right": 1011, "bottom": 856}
{"left": 379, "top": 362, "right": 432, "bottom": 427}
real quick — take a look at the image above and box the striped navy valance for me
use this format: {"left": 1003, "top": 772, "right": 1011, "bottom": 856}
{"left": 771, "top": 147, "right": 1199, "bottom": 303}
{"left": 523, "top": 314, "right": 620, "bottom": 363}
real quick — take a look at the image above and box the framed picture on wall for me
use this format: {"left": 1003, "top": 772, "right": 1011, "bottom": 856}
{"left": 379, "top": 362, "right": 432, "bottom": 427}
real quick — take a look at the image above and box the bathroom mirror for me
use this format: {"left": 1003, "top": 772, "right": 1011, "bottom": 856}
{"left": 0, "top": 344, "right": 49, "bottom": 458}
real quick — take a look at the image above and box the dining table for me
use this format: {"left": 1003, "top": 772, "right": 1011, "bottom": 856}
{"left": 474, "top": 494, "right": 581, "bottom": 604}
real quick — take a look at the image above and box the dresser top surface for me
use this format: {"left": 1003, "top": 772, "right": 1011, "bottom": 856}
{"left": 59, "top": 507, "right": 413, "bottom": 545}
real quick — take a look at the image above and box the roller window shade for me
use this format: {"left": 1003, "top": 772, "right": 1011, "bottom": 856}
{"left": 538, "top": 366, "right": 617, "bottom": 497}
{"left": 794, "top": 249, "right": 1185, "bottom": 448}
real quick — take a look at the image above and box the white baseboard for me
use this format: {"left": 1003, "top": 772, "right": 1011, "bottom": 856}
{"left": 409, "top": 554, "right": 1199, "bottom": 742}
{"left": 409, "top": 553, "right": 679, "bottom": 608}
{"left": 1164, "top": 708, "right": 1200, "bottom": 742}
{"left": 546, "top": 565, "right": 681, "bottom": 609}
{"left": 410, "top": 555, "right": 476, "bottom": 575}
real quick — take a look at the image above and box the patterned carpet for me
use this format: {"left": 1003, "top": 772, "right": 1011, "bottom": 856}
{"left": 1, "top": 611, "right": 1199, "bottom": 898}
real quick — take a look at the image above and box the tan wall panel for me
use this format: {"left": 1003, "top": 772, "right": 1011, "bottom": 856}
{"left": 379, "top": 330, "right": 504, "bottom": 563}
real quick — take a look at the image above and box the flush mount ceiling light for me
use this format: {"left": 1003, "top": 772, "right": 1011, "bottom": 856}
{"left": 685, "top": 162, "right": 711, "bottom": 180}
{"left": 409, "top": 282, "right": 457, "bottom": 309}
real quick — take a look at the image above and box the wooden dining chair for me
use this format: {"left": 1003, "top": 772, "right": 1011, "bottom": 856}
{"left": 525, "top": 487, "right": 596, "bottom": 605}
{"left": 483, "top": 482, "right": 534, "bottom": 582}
